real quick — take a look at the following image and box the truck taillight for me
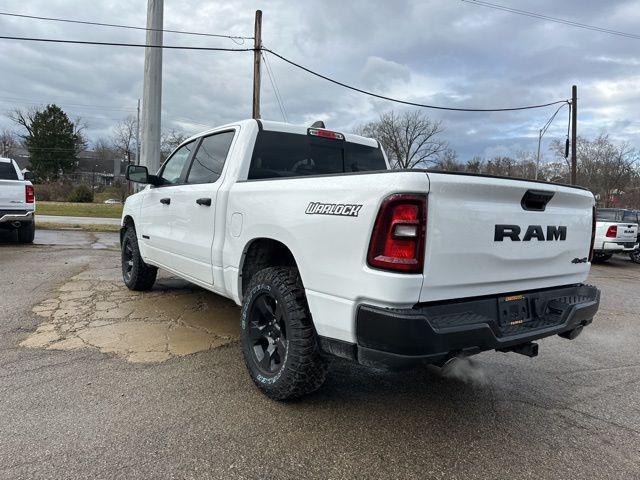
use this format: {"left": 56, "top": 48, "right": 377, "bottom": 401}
{"left": 605, "top": 225, "right": 617, "bottom": 238}
{"left": 25, "top": 185, "right": 35, "bottom": 204}
{"left": 367, "top": 194, "right": 426, "bottom": 274}
{"left": 589, "top": 206, "right": 596, "bottom": 262}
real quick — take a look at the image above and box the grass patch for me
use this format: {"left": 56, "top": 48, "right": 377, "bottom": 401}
{"left": 37, "top": 222, "right": 120, "bottom": 233}
{"left": 37, "top": 201, "right": 123, "bottom": 218}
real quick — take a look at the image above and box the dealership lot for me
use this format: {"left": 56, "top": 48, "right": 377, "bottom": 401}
{"left": 1, "top": 230, "right": 639, "bottom": 479}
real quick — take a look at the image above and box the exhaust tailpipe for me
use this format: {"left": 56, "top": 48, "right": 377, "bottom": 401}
{"left": 11, "top": 221, "right": 21, "bottom": 228}
{"left": 498, "top": 342, "right": 539, "bottom": 358}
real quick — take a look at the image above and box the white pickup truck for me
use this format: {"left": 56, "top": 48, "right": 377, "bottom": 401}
{"left": 0, "top": 157, "right": 35, "bottom": 243}
{"left": 592, "top": 208, "right": 639, "bottom": 263}
{"left": 121, "top": 120, "right": 600, "bottom": 400}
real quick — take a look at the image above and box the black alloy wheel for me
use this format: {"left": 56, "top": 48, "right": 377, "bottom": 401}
{"left": 247, "top": 292, "right": 288, "bottom": 375}
{"left": 122, "top": 236, "right": 134, "bottom": 283}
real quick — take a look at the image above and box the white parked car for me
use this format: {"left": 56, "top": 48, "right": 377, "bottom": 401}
{"left": 103, "top": 198, "right": 122, "bottom": 205}
{"left": 592, "top": 208, "right": 639, "bottom": 262}
{"left": 120, "top": 120, "right": 601, "bottom": 400}
{"left": 0, "top": 157, "right": 35, "bottom": 243}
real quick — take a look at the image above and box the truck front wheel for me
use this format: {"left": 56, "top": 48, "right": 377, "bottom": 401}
{"left": 121, "top": 227, "right": 157, "bottom": 291}
{"left": 241, "top": 267, "right": 329, "bottom": 400}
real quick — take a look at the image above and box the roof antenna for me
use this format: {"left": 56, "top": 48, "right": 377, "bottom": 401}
{"left": 310, "top": 121, "right": 325, "bottom": 128}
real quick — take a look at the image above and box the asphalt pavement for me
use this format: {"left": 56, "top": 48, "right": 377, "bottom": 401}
{"left": 0, "top": 229, "right": 638, "bottom": 479}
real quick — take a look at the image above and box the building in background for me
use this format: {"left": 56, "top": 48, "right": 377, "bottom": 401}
{"left": 11, "top": 147, "right": 132, "bottom": 187}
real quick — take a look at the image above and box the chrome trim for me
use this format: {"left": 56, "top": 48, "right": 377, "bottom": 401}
{"left": 0, "top": 211, "right": 34, "bottom": 223}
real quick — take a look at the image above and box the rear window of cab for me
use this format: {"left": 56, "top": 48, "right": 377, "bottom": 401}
{"left": 248, "top": 131, "right": 386, "bottom": 179}
{"left": 0, "top": 161, "right": 18, "bottom": 180}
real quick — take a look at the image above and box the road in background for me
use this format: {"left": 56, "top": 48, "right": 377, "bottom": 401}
{"left": 0, "top": 231, "right": 638, "bottom": 479}
{"left": 36, "top": 214, "right": 121, "bottom": 226}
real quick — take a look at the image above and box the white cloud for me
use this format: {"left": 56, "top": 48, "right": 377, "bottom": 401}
{"left": 0, "top": 0, "right": 637, "bottom": 159}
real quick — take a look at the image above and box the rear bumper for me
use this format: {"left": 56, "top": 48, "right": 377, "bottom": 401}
{"left": 599, "top": 241, "right": 638, "bottom": 252}
{"left": 0, "top": 210, "right": 33, "bottom": 228}
{"left": 353, "top": 283, "right": 600, "bottom": 369}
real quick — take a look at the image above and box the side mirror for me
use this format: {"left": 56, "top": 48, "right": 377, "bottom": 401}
{"left": 126, "top": 164, "right": 150, "bottom": 183}
{"left": 23, "top": 171, "right": 34, "bottom": 181}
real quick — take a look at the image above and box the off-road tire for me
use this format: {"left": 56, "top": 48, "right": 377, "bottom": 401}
{"left": 121, "top": 227, "right": 157, "bottom": 291}
{"left": 17, "top": 221, "right": 35, "bottom": 244}
{"left": 592, "top": 252, "right": 613, "bottom": 263}
{"left": 630, "top": 249, "right": 640, "bottom": 264}
{"left": 241, "top": 267, "right": 329, "bottom": 400}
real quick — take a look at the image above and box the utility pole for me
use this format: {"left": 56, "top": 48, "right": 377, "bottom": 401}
{"left": 140, "top": 0, "right": 163, "bottom": 175}
{"left": 135, "top": 98, "right": 141, "bottom": 166}
{"left": 570, "top": 85, "right": 577, "bottom": 185}
{"left": 252, "top": 10, "right": 262, "bottom": 119}
{"left": 535, "top": 128, "right": 542, "bottom": 180}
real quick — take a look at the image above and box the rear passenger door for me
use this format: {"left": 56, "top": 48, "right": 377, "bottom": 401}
{"left": 169, "top": 130, "right": 235, "bottom": 285}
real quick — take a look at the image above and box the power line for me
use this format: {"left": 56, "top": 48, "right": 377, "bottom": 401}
{"left": 262, "top": 51, "right": 288, "bottom": 122}
{"left": 0, "top": 35, "right": 254, "bottom": 51}
{"left": 0, "top": 95, "right": 136, "bottom": 112}
{"left": 0, "top": 11, "right": 253, "bottom": 44}
{"left": 0, "top": 33, "right": 569, "bottom": 113}
{"left": 541, "top": 102, "right": 570, "bottom": 137}
{"left": 460, "top": 0, "right": 640, "bottom": 41}
{"left": 263, "top": 48, "right": 569, "bottom": 112}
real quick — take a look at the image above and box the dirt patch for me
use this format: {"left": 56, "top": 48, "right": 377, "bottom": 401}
{"left": 22, "top": 265, "right": 241, "bottom": 363}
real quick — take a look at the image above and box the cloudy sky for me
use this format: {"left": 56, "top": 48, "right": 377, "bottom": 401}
{"left": 0, "top": 0, "right": 638, "bottom": 162}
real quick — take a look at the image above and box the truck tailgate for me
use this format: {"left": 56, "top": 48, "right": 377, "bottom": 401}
{"left": 420, "top": 172, "right": 594, "bottom": 302}
{"left": 0, "top": 180, "right": 27, "bottom": 209}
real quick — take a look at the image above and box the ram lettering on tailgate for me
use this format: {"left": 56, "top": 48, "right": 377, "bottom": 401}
{"left": 494, "top": 225, "right": 567, "bottom": 242}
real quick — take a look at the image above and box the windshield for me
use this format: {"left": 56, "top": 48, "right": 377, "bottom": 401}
{"left": 0, "top": 161, "right": 18, "bottom": 180}
{"left": 249, "top": 131, "right": 386, "bottom": 179}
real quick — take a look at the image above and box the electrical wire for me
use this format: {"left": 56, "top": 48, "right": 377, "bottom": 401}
{"left": 262, "top": 51, "right": 288, "bottom": 122}
{"left": 261, "top": 51, "right": 288, "bottom": 122}
{"left": 540, "top": 102, "right": 570, "bottom": 137}
{"left": 263, "top": 48, "right": 569, "bottom": 112}
{"left": 0, "top": 35, "right": 254, "bottom": 51}
{"left": 0, "top": 95, "right": 136, "bottom": 112}
{"left": 0, "top": 11, "right": 253, "bottom": 44}
{"left": 0, "top": 33, "right": 570, "bottom": 114}
{"left": 460, "top": 0, "right": 640, "bottom": 41}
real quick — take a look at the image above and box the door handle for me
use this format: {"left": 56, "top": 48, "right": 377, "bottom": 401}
{"left": 160, "top": 198, "right": 171, "bottom": 205}
{"left": 196, "top": 197, "right": 212, "bottom": 206}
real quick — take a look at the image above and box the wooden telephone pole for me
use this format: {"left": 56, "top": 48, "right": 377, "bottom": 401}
{"left": 570, "top": 85, "right": 577, "bottom": 185}
{"left": 252, "top": 10, "right": 262, "bottom": 119}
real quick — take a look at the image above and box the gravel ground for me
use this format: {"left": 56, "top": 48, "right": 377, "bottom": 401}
{"left": 0, "top": 230, "right": 638, "bottom": 479}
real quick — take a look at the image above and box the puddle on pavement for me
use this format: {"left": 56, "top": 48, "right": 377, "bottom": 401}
{"left": 21, "top": 265, "right": 241, "bottom": 363}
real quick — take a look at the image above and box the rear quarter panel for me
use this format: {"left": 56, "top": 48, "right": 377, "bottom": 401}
{"left": 225, "top": 171, "right": 429, "bottom": 342}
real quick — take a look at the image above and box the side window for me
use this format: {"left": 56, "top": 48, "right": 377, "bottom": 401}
{"left": 159, "top": 141, "right": 196, "bottom": 185}
{"left": 187, "top": 131, "right": 234, "bottom": 184}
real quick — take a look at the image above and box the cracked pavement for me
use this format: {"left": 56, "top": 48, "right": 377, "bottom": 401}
{"left": 1, "top": 229, "right": 639, "bottom": 479}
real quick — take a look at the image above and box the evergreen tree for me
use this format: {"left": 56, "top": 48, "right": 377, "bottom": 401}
{"left": 11, "top": 104, "right": 82, "bottom": 180}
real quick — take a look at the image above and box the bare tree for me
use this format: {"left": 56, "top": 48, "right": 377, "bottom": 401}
{"left": 112, "top": 115, "right": 138, "bottom": 164}
{"left": 552, "top": 133, "right": 639, "bottom": 206}
{"left": 161, "top": 128, "right": 187, "bottom": 161}
{"left": 0, "top": 128, "right": 17, "bottom": 157}
{"left": 359, "top": 110, "right": 447, "bottom": 169}
{"left": 7, "top": 107, "right": 37, "bottom": 137}
{"left": 432, "top": 148, "right": 466, "bottom": 172}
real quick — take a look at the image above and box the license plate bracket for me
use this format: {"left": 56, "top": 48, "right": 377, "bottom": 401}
{"left": 498, "top": 295, "right": 531, "bottom": 327}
